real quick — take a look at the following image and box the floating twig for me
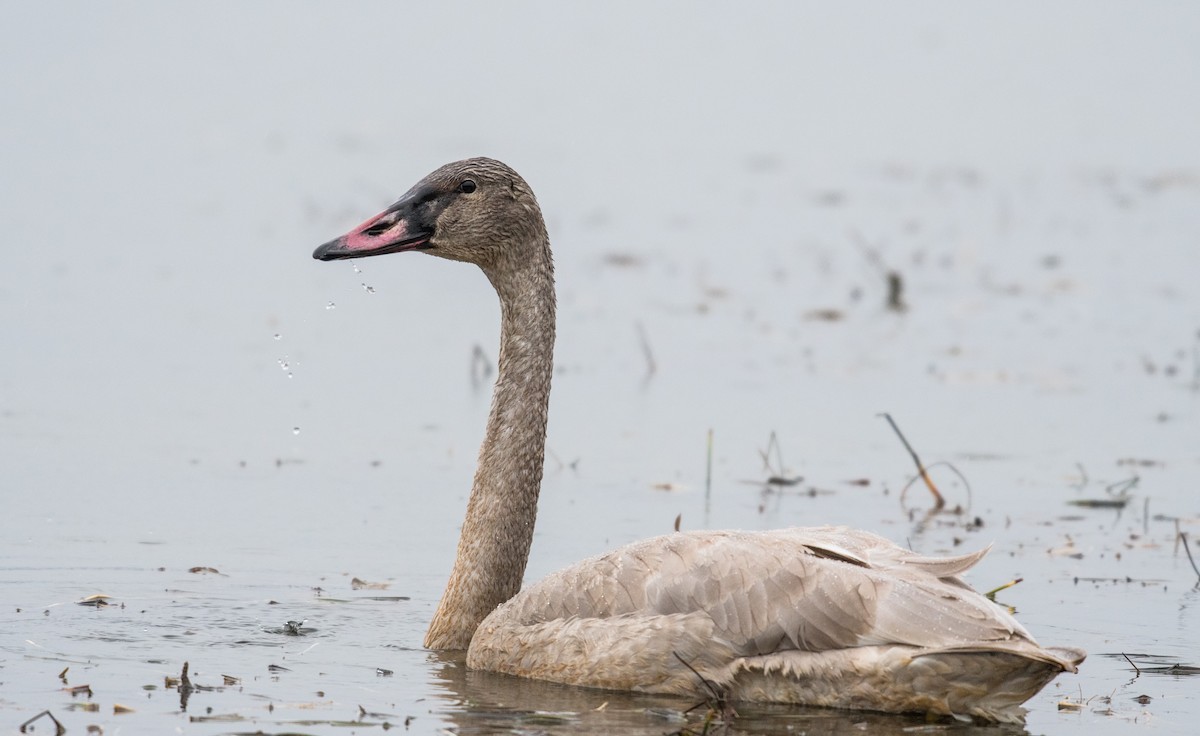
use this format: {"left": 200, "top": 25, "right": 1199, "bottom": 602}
{"left": 636, "top": 321, "right": 657, "bottom": 377}
{"left": 984, "top": 578, "right": 1024, "bottom": 600}
{"left": 1122, "top": 653, "right": 1142, "bottom": 676}
{"left": 879, "top": 413, "right": 944, "bottom": 508}
{"left": 1069, "top": 496, "right": 1131, "bottom": 509}
{"left": 897, "top": 461, "right": 972, "bottom": 512}
{"left": 758, "top": 431, "right": 788, "bottom": 477}
{"left": 19, "top": 710, "right": 65, "bottom": 735}
{"left": 1073, "top": 462, "right": 1089, "bottom": 489}
{"left": 179, "top": 660, "right": 194, "bottom": 712}
{"left": 1106, "top": 475, "right": 1139, "bottom": 495}
{"left": 850, "top": 230, "right": 907, "bottom": 312}
{"left": 1180, "top": 531, "right": 1200, "bottom": 584}
{"left": 885, "top": 271, "right": 907, "bottom": 312}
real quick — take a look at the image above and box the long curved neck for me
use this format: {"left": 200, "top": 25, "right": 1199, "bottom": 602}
{"left": 424, "top": 256, "right": 556, "bottom": 650}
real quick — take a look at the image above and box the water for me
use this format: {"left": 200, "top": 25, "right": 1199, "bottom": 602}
{"left": 2, "top": 2, "right": 1199, "bottom": 734}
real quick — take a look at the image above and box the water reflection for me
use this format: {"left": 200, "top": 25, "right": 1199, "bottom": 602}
{"left": 424, "top": 650, "right": 1031, "bottom": 735}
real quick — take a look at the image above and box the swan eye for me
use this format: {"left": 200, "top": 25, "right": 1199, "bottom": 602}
{"left": 459, "top": 179, "right": 477, "bottom": 194}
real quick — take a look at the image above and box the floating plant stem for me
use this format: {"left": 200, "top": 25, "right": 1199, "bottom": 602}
{"left": 1180, "top": 530, "right": 1200, "bottom": 584}
{"left": 984, "top": 578, "right": 1023, "bottom": 600}
{"left": 880, "top": 413, "right": 945, "bottom": 509}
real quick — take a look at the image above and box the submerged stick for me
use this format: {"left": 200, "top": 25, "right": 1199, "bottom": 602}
{"left": 1121, "top": 652, "right": 1141, "bottom": 676}
{"left": 879, "top": 413, "right": 945, "bottom": 509}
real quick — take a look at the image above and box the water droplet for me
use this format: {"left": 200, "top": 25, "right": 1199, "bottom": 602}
{"left": 292, "top": 427, "right": 300, "bottom": 435}
{"left": 325, "top": 302, "right": 336, "bottom": 310}
{"left": 352, "top": 263, "right": 361, "bottom": 274}
{"left": 273, "top": 333, "right": 282, "bottom": 341}
{"left": 362, "top": 283, "right": 375, "bottom": 294}
{"left": 287, "top": 372, "right": 293, "bottom": 379}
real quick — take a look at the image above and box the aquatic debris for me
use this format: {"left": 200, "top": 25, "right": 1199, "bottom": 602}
{"left": 803, "top": 308, "right": 844, "bottom": 321}
{"left": 176, "top": 661, "right": 194, "bottom": 711}
{"left": 350, "top": 577, "right": 390, "bottom": 590}
{"left": 1048, "top": 536, "right": 1084, "bottom": 558}
{"left": 76, "top": 594, "right": 114, "bottom": 607}
{"left": 1179, "top": 530, "right": 1200, "bottom": 583}
{"left": 1073, "top": 576, "right": 1167, "bottom": 587}
{"left": 602, "top": 252, "right": 643, "bottom": 268}
{"left": 1117, "top": 458, "right": 1164, "bottom": 467}
{"left": 852, "top": 229, "right": 908, "bottom": 312}
{"left": 885, "top": 271, "right": 907, "bottom": 312}
{"left": 765, "top": 475, "right": 803, "bottom": 487}
{"left": 1109, "top": 653, "right": 1200, "bottom": 676}
{"left": 113, "top": 703, "right": 135, "bottom": 714}
{"left": 1143, "top": 663, "right": 1200, "bottom": 676}
{"left": 221, "top": 674, "right": 240, "bottom": 685}
{"left": 983, "top": 578, "right": 1024, "bottom": 601}
{"left": 188, "top": 566, "right": 221, "bottom": 575}
{"left": 376, "top": 667, "right": 393, "bottom": 677}
{"left": 281, "top": 620, "right": 310, "bottom": 636}
{"left": 636, "top": 321, "right": 657, "bottom": 378}
{"left": 755, "top": 431, "right": 802, "bottom": 487}
{"left": 880, "top": 413, "right": 975, "bottom": 511}
{"left": 267, "top": 614, "right": 316, "bottom": 633}
{"left": 670, "top": 651, "right": 737, "bottom": 735}
{"left": 18, "top": 710, "right": 64, "bottom": 735}
{"left": 187, "top": 713, "right": 247, "bottom": 723}
{"left": 1069, "top": 496, "right": 1131, "bottom": 509}
{"left": 63, "top": 684, "right": 92, "bottom": 698}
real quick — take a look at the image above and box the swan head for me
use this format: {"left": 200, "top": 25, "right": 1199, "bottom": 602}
{"left": 312, "top": 157, "right": 548, "bottom": 272}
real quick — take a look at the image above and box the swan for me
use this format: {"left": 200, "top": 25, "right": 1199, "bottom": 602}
{"left": 312, "top": 157, "right": 1084, "bottom": 723}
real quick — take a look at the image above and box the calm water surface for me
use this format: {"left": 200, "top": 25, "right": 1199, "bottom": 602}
{"left": 2, "top": 3, "right": 1198, "bottom": 734}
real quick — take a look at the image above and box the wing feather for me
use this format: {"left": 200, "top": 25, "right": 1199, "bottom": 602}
{"left": 498, "top": 526, "right": 1034, "bottom": 658}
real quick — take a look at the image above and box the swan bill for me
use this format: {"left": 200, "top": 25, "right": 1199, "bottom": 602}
{"left": 312, "top": 197, "right": 436, "bottom": 261}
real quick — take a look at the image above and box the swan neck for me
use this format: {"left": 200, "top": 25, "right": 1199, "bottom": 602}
{"left": 425, "top": 256, "right": 555, "bottom": 650}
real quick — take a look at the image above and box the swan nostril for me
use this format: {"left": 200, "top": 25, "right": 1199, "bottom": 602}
{"left": 364, "top": 221, "right": 393, "bottom": 237}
